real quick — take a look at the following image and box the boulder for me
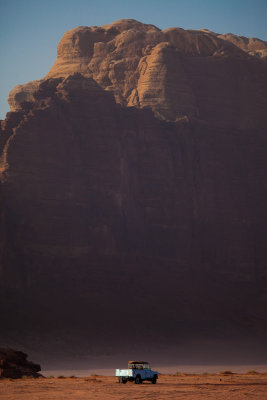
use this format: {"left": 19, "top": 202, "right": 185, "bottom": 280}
{"left": 0, "top": 348, "right": 42, "bottom": 379}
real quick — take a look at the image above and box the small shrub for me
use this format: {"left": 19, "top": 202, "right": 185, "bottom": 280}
{"left": 220, "top": 370, "right": 234, "bottom": 375}
{"left": 247, "top": 370, "right": 259, "bottom": 374}
{"left": 57, "top": 375, "right": 66, "bottom": 379}
{"left": 69, "top": 375, "right": 76, "bottom": 379}
{"left": 46, "top": 376, "right": 54, "bottom": 379}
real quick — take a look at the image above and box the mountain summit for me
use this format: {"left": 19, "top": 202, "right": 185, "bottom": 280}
{"left": 8, "top": 18, "right": 267, "bottom": 124}
{"left": 1, "top": 20, "right": 267, "bottom": 360}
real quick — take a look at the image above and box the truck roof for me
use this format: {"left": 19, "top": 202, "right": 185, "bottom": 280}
{"left": 128, "top": 361, "right": 149, "bottom": 364}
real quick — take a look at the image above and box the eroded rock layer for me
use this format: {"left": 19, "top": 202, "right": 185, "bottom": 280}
{"left": 1, "top": 20, "right": 267, "bottom": 351}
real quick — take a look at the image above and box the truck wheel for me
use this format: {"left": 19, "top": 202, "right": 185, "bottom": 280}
{"left": 135, "top": 375, "right": 142, "bottom": 384}
{"left": 122, "top": 378, "right": 127, "bottom": 384}
{"left": 152, "top": 375, "right": 157, "bottom": 384}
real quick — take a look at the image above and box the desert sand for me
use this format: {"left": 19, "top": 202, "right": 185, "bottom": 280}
{"left": 1, "top": 373, "right": 267, "bottom": 400}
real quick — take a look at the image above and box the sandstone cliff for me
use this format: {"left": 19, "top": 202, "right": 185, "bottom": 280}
{"left": 1, "top": 20, "right": 267, "bottom": 353}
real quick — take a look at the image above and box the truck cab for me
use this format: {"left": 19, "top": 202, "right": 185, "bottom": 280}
{"left": 116, "top": 360, "right": 158, "bottom": 384}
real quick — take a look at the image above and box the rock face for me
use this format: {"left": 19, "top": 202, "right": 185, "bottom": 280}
{"left": 1, "top": 20, "right": 267, "bottom": 352}
{"left": 0, "top": 348, "right": 41, "bottom": 378}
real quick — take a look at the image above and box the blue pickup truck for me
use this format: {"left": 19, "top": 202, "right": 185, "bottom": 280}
{"left": 116, "top": 361, "right": 158, "bottom": 384}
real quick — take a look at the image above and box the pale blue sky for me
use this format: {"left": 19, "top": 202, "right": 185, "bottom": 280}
{"left": 1, "top": 0, "right": 266, "bottom": 119}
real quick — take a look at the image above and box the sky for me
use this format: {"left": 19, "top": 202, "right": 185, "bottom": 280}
{"left": 0, "top": 0, "right": 267, "bottom": 119}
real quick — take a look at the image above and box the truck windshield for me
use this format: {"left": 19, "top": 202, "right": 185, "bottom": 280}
{"left": 128, "top": 363, "right": 150, "bottom": 369}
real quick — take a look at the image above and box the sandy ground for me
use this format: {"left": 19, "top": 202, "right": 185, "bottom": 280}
{"left": 1, "top": 373, "right": 267, "bottom": 400}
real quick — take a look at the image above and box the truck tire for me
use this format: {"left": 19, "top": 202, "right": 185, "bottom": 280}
{"left": 135, "top": 375, "right": 142, "bottom": 384}
{"left": 122, "top": 378, "right": 127, "bottom": 384}
{"left": 152, "top": 375, "right": 157, "bottom": 384}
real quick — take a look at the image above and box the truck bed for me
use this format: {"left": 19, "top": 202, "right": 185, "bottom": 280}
{"left": 116, "top": 369, "right": 133, "bottom": 377}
